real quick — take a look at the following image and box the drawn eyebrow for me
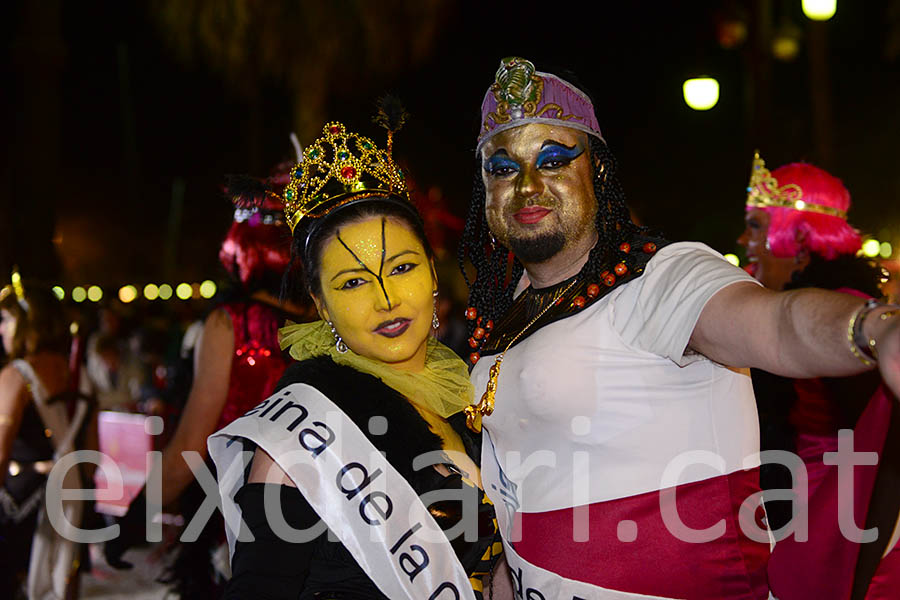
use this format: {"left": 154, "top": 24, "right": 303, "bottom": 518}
{"left": 540, "top": 140, "right": 579, "bottom": 150}
{"left": 386, "top": 249, "right": 419, "bottom": 262}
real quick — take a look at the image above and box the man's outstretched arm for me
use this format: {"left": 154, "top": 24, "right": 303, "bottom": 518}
{"left": 690, "top": 281, "right": 900, "bottom": 394}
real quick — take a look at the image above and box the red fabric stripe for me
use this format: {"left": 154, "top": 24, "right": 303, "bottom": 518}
{"left": 768, "top": 387, "right": 893, "bottom": 600}
{"left": 511, "top": 469, "right": 769, "bottom": 599}
{"left": 864, "top": 544, "right": 900, "bottom": 599}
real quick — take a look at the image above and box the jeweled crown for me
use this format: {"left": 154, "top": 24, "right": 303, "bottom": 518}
{"left": 477, "top": 56, "right": 604, "bottom": 153}
{"left": 746, "top": 150, "right": 847, "bottom": 219}
{"left": 283, "top": 122, "right": 410, "bottom": 232}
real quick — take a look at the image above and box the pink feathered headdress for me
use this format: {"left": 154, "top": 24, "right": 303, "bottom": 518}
{"left": 218, "top": 162, "right": 292, "bottom": 287}
{"left": 746, "top": 152, "right": 861, "bottom": 259}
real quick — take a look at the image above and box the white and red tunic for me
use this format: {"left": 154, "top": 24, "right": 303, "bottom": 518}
{"left": 474, "top": 242, "right": 769, "bottom": 599}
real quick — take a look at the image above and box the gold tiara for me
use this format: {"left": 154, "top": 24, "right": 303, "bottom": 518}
{"left": 746, "top": 150, "right": 847, "bottom": 219}
{"left": 0, "top": 267, "right": 29, "bottom": 311}
{"left": 282, "top": 122, "right": 410, "bottom": 233}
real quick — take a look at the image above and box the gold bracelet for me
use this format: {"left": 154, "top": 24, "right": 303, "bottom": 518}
{"left": 848, "top": 300, "right": 877, "bottom": 367}
{"left": 867, "top": 308, "right": 899, "bottom": 361}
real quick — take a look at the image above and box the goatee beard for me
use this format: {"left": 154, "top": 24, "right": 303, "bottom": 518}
{"left": 508, "top": 231, "right": 566, "bottom": 264}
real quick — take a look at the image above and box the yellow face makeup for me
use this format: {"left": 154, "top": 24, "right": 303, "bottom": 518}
{"left": 480, "top": 123, "right": 598, "bottom": 263}
{"left": 316, "top": 217, "right": 435, "bottom": 371}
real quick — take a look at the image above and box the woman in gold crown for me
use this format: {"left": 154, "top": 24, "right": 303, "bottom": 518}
{"left": 209, "top": 105, "right": 508, "bottom": 600}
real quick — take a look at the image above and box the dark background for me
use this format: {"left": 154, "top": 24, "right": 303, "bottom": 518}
{"left": 2, "top": 0, "right": 899, "bottom": 290}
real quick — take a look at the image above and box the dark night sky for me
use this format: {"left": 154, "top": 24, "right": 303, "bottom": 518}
{"left": 2, "top": 1, "right": 899, "bottom": 289}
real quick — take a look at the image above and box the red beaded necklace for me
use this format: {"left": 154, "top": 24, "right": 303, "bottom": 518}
{"left": 462, "top": 240, "right": 658, "bottom": 432}
{"left": 464, "top": 240, "right": 657, "bottom": 366}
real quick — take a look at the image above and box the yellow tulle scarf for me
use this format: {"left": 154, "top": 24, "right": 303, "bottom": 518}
{"left": 278, "top": 320, "right": 473, "bottom": 418}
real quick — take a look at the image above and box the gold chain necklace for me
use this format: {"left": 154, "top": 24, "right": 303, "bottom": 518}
{"left": 465, "top": 277, "right": 579, "bottom": 431}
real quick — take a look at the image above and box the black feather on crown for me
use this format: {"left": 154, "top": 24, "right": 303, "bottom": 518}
{"left": 372, "top": 94, "right": 409, "bottom": 136}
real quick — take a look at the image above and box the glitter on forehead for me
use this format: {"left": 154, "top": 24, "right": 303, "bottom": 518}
{"left": 334, "top": 218, "right": 393, "bottom": 309}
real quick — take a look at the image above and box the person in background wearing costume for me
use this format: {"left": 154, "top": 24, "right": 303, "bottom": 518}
{"left": 1, "top": 273, "right": 94, "bottom": 599}
{"left": 458, "top": 57, "right": 900, "bottom": 600}
{"left": 209, "top": 103, "right": 509, "bottom": 600}
{"left": 738, "top": 156, "right": 899, "bottom": 600}
{"left": 104, "top": 156, "right": 313, "bottom": 597}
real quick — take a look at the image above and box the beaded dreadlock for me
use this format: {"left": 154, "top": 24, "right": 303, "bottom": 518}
{"left": 458, "top": 134, "right": 668, "bottom": 343}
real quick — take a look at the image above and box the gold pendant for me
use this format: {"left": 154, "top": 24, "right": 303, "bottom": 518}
{"left": 465, "top": 355, "right": 503, "bottom": 432}
{"left": 464, "top": 277, "right": 579, "bottom": 433}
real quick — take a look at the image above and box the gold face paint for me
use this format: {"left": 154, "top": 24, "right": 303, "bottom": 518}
{"left": 317, "top": 217, "right": 435, "bottom": 371}
{"left": 480, "top": 124, "right": 598, "bottom": 262}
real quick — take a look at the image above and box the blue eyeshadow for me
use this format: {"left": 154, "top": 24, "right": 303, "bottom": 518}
{"left": 484, "top": 155, "right": 520, "bottom": 173}
{"left": 536, "top": 144, "right": 584, "bottom": 168}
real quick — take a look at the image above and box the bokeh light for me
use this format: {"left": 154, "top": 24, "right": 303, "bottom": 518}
{"left": 143, "top": 283, "right": 159, "bottom": 300}
{"left": 723, "top": 254, "right": 740, "bottom": 267}
{"left": 880, "top": 242, "right": 893, "bottom": 259}
{"left": 118, "top": 285, "right": 138, "bottom": 303}
{"left": 772, "top": 36, "right": 800, "bottom": 61}
{"left": 158, "top": 284, "right": 173, "bottom": 300}
{"left": 683, "top": 77, "right": 720, "bottom": 111}
{"left": 87, "top": 286, "right": 103, "bottom": 302}
{"left": 52, "top": 286, "right": 65, "bottom": 300}
{"left": 72, "top": 286, "right": 86, "bottom": 303}
{"left": 199, "top": 280, "right": 217, "bottom": 299}
{"left": 176, "top": 283, "right": 193, "bottom": 300}
{"left": 862, "top": 239, "right": 881, "bottom": 258}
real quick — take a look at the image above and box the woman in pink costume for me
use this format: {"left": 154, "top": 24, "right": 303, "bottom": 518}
{"left": 105, "top": 162, "right": 313, "bottom": 596}
{"left": 738, "top": 153, "right": 898, "bottom": 600}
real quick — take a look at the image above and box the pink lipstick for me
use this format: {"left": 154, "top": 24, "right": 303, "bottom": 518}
{"left": 514, "top": 206, "right": 551, "bottom": 224}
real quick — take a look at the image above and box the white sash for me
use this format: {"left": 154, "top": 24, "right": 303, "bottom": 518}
{"left": 209, "top": 383, "right": 476, "bottom": 600}
{"left": 481, "top": 429, "right": 679, "bottom": 600}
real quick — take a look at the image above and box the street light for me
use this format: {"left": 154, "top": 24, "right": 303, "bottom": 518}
{"left": 683, "top": 77, "right": 720, "bottom": 111}
{"left": 802, "top": 0, "right": 836, "bottom": 22}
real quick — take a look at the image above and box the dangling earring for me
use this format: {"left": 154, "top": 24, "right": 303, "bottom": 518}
{"left": 432, "top": 290, "right": 440, "bottom": 329}
{"left": 329, "top": 320, "right": 348, "bottom": 353}
{"left": 489, "top": 232, "right": 497, "bottom": 250}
